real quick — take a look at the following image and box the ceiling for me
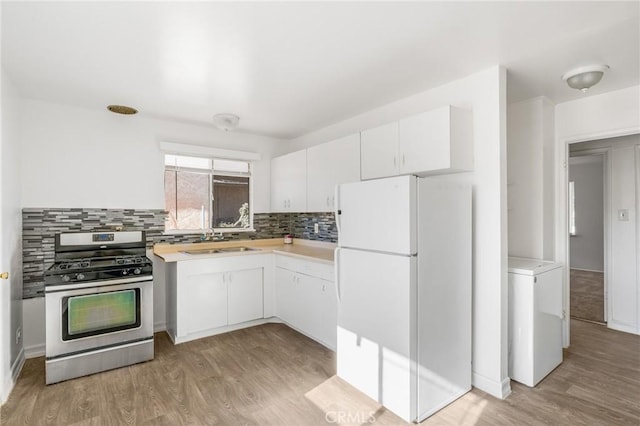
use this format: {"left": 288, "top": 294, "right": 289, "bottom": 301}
{"left": 2, "top": 1, "right": 638, "bottom": 139}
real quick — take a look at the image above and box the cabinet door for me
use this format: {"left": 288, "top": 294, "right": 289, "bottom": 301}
{"left": 275, "top": 267, "right": 298, "bottom": 325}
{"left": 360, "top": 122, "right": 399, "bottom": 180}
{"left": 399, "top": 105, "right": 472, "bottom": 175}
{"left": 227, "top": 268, "right": 264, "bottom": 325}
{"left": 271, "top": 150, "right": 307, "bottom": 212}
{"left": 318, "top": 279, "right": 338, "bottom": 349}
{"left": 271, "top": 154, "right": 291, "bottom": 212}
{"left": 181, "top": 272, "right": 227, "bottom": 335}
{"left": 287, "top": 150, "right": 307, "bottom": 212}
{"left": 307, "top": 134, "right": 361, "bottom": 212}
{"left": 295, "top": 273, "right": 318, "bottom": 337}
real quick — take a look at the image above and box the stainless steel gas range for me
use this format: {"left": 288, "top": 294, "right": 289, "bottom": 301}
{"left": 44, "top": 231, "right": 154, "bottom": 384}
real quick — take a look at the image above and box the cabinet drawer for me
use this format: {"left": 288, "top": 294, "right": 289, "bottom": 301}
{"left": 275, "top": 254, "right": 334, "bottom": 281}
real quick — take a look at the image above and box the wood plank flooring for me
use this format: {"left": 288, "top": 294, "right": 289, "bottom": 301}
{"left": 2, "top": 320, "right": 639, "bottom": 425}
{"left": 570, "top": 269, "right": 605, "bottom": 323}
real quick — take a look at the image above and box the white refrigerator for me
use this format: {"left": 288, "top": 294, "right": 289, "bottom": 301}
{"left": 335, "top": 175, "right": 472, "bottom": 422}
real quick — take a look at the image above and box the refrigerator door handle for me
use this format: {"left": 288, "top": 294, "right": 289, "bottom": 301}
{"left": 334, "top": 184, "right": 342, "bottom": 236}
{"left": 334, "top": 247, "right": 341, "bottom": 303}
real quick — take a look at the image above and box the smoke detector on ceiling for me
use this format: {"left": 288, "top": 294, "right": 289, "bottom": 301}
{"left": 213, "top": 113, "right": 240, "bottom": 131}
{"left": 562, "top": 65, "right": 609, "bottom": 93}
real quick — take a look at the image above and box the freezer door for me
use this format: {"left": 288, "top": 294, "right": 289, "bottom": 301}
{"left": 336, "top": 248, "right": 416, "bottom": 422}
{"left": 336, "top": 175, "right": 416, "bottom": 255}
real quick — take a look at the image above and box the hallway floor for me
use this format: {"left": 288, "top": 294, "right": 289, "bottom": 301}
{"left": 571, "top": 268, "right": 605, "bottom": 323}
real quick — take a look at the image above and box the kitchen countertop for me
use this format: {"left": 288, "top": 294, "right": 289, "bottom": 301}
{"left": 153, "top": 238, "right": 335, "bottom": 265}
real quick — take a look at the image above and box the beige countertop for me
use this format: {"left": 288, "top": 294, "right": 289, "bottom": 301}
{"left": 153, "top": 238, "right": 335, "bottom": 264}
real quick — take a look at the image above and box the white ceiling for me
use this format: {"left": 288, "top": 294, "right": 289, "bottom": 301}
{"left": 2, "top": 1, "right": 638, "bottom": 139}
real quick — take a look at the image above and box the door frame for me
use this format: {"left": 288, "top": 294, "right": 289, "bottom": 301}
{"left": 567, "top": 148, "right": 609, "bottom": 323}
{"left": 558, "top": 127, "right": 640, "bottom": 347}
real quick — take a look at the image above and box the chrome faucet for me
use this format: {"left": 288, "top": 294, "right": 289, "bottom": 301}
{"left": 200, "top": 229, "right": 225, "bottom": 241}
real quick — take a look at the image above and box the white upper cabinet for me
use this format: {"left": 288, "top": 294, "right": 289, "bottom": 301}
{"left": 360, "top": 105, "right": 473, "bottom": 180}
{"left": 307, "top": 134, "right": 361, "bottom": 212}
{"left": 399, "top": 105, "right": 473, "bottom": 175}
{"left": 360, "top": 122, "right": 399, "bottom": 180}
{"left": 271, "top": 149, "right": 307, "bottom": 212}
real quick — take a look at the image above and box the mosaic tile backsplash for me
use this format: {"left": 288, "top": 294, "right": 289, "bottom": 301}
{"left": 22, "top": 208, "right": 336, "bottom": 298}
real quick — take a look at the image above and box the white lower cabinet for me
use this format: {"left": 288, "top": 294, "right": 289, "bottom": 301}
{"left": 275, "top": 267, "right": 299, "bottom": 326}
{"left": 165, "top": 252, "right": 335, "bottom": 349}
{"left": 227, "top": 268, "right": 264, "bottom": 325}
{"left": 182, "top": 271, "right": 227, "bottom": 335}
{"left": 275, "top": 255, "right": 337, "bottom": 350}
{"left": 167, "top": 255, "right": 270, "bottom": 344}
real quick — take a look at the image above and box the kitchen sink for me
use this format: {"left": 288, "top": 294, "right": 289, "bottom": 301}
{"left": 181, "top": 249, "right": 221, "bottom": 255}
{"left": 181, "top": 246, "right": 259, "bottom": 255}
{"left": 216, "top": 246, "right": 260, "bottom": 252}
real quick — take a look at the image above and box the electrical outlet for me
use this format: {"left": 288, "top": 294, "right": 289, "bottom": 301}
{"left": 314, "top": 223, "right": 319, "bottom": 234}
{"left": 15, "top": 326, "right": 21, "bottom": 345}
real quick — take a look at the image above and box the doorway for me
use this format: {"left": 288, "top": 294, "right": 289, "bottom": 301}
{"left": 568, "top": 150, "right": 606, "bottom": 324}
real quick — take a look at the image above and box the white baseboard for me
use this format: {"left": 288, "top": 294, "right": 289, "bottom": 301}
{"left": 24, "top": 343, "right": 45, "bottom": 359}
{"left": 154, "top": 321, "right": 167, "bottom": 333}
{"left": 608, "top": 320, "right": 639, "bottom": 336}
{"left": 2, "top": 348, "right": 25, "bottom": 404}
{"left": 472, "top": 372, "right": 511, "bottom": 399}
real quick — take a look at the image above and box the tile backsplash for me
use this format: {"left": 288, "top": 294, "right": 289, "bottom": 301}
{"left": 22, "top": 208, "right": 336, "bottom": 298}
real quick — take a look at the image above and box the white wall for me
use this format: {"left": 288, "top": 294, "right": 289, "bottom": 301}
{"left": 20, "top": 98, "right": 284, "bottom": 212}
{"left": 556, "top": 86, "right": 640, "bottom": 339}
{"left": 568, "top": 155, "right": 604, "bottom": 271}
{"left": 17, "top": 98, "right": 286, "bottom": 363}
{"left": 1, "top": 67, "right": 24, "bottom": 402}
{"left": 288, "top": 66, "right": 511, "bottom": 399}
{"left": 506, "top": 97, "right": 555, "bottom": 260}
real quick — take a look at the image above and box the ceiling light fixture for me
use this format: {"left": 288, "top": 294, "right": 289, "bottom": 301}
{"left": 562, "top": 65, "right": 609, "bottom": 93}
{"left": 107, "top": 105, "right": 138, "bottom": 115}
{"left": 212, "top": 113, "right": 240, "bottom": 131}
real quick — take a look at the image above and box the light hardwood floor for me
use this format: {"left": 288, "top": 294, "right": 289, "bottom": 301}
{"left": 570, "top": 269, "right": 605, "bottom": 323}
{"left": 2, "top": 320, "right": 639, "bottom": 425}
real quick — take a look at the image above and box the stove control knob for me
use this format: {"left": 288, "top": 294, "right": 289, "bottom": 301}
{"left": 133, "top": 268, "right": 141, "bottom": 275}
{"left": 61, "top": 275, "right": 70, "bottom": 282}
{"left": 122, "top": 269, "right": 129, "bottom": 276}
{"left": 76, "top": 273, "right": 85, "bottom": 280}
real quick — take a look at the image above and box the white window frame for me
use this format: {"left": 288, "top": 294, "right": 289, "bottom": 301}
{"left": 160, "top": 142, "right": 260, "bottom": 234}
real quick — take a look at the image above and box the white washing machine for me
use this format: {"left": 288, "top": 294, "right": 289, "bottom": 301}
{"left": 508, "top": 257, "right": 564, "bottom": 387}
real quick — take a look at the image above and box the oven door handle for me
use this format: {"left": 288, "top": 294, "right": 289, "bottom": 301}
{"left": 44, "top": 275, "right": 152, "bottom": 293}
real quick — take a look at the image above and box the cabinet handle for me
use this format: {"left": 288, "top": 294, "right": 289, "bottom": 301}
{"left": 402, "top": 154, "right": 405, "bottom": 166}
{"left": 393, "top": 156, "right": 397, "bottom": 167}
{"left": 331, "top": 196, "right": 335, "bottom": 208}
{"left": 326, "top": 196, "right": 330, "bottom": 207}
{"left": 229, "top": 273, "right": 233, "bottom": 283}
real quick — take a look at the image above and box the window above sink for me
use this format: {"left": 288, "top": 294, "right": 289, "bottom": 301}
{"left": 164, "top": 154, "right": 253, "bottom": 234}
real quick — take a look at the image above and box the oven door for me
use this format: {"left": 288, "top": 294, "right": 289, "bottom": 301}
{"left": 45, "top": 276, "right": 153, "bottom": 359}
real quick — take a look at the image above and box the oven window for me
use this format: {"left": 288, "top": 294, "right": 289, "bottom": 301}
{"left": 63, "top": 289, "right": 141, "bottom": 340}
